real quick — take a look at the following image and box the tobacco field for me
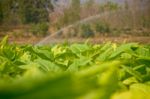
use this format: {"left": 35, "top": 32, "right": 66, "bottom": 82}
{"left": 0, "top": 36, "right": 150, "bottom": 99}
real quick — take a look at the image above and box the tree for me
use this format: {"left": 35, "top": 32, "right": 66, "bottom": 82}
{"left": 124, "top": 0, "right": 129, "bottom": 10}
{"left": 0, "top": 0, "right": 54, "bottom": 25}
{"left": 70, "top": 0, "right": 80, "bottom": 22}
{"left": 83, "top": 0, "right": 97, "bottom": 16}
{"left": 0, "top": 0, "right": 14, "bottom": 24}
{"left": 56, "top": 0, "right": 81, "bottom": 27}
{"left": 0, "top": 1, "right": 3, "bottom": 24}
{"left": 18, "top": 0, "right": 53, "bottom": 24}
{"left": 85, "top": 0, "right": 95, "bottom": 8}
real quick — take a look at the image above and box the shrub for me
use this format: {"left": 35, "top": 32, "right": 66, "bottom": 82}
{"left": 30, "top": 22, "right": 49, "bottom": 36}
{"left": 142, "top": 17, "right": 150, "bottom": 28}
{"left": 79, "top": 24, "right": 94, "bottom": 38}
{"left": 94, "top": 22, "right": 110, "bottom": 35}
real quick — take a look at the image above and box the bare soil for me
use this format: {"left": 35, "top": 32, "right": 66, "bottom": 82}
{"left": 6, "top": 36, "right": 149, "bottom": 45}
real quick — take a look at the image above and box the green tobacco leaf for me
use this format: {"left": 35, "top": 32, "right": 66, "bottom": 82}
{"left": 35, "top": 58, "right": 63, "bottom": 72}
{"left": 19, "top": 52, "right": 31, "bottom": 63}
{"left": 96, "top": 47, "right": 113, "bottom": 61}
{"left": 130, "top": 83, "right": 150, "bottom": 99}
{"left": 100, "top": 42, "right": 112, "bottom": 51}
{"left": 67, "top": 56, "right": 92, "bottom": 72}
{"left": 121, "top": 65, "right": 143, "bottom": 82}
{"left": 33, "top": 47, "right": 54, "bottom": 61}
{"left": 70, "top": 43, "right": 90, "bottom": 55}
{"left": 0, "top": 35, "right": 8, "bottom": 46}
{"left": 136, "top": 47, "right": 150, "bottom": 57}
{"left": 0, "top": 39, "right": 150, "bottom": 99}
{"left": 109, "top": 43, "right": 138, "bottom": 59}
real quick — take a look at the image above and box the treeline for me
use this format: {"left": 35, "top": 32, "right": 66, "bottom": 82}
{"left": 51, "top": 0, "right": 150, "bottom": 38}
{"left": 0, "top": 0, "right": 53, "bottom": 25}
{"left": 52, "top": 0, "right": 120, "bottom": 31}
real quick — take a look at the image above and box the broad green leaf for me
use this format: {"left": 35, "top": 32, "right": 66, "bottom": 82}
{"left": 35, "top": 58, "right": 63, "bottom": 72}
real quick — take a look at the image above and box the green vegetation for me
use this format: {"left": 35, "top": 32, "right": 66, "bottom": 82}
{"left": 93, "top": 21, "right": 110, "bottom": 35}
{"left": 30, "top": 22, "right": 49, "bottom": 36}
{"left": 55, "top": 0, "right": 81, "bottom": 29}
{"left": 1, "top": 0, "right": 149, "bottom": 37}
{"left": 0, "top": 1, "right": 3, "bottom": 24}
{"left": 0, "top": 36, "right": 150, "bottom": 99}
{"left": 99, "top": 1, "right": 120, "bottom": 12}
{"left": 18, "top": 0, "right": 53, "bottom": 24}
{"left": 0, "top": 0, "right": 53, "bottom": 37}
{"left": 79, "top": 24, "right": 94, "bottom": 37}
{"left": 0, "top": 0, "right": 53, "bottom": 25}
{"left": 52, "top": 0, "right": 150, "bottom": 37}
